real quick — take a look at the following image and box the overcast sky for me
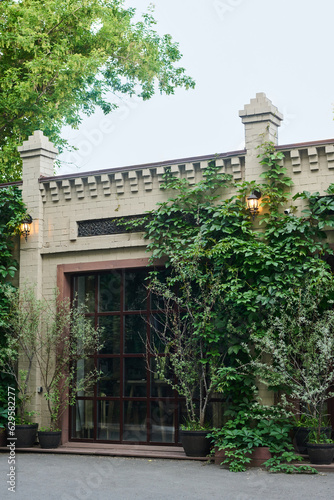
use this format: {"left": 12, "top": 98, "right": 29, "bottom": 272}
{"left": 58, "top": 0, "right": 334, "bottom": 175}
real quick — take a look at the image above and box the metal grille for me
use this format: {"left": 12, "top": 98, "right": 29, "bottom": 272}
{"left": 77, "top": 215, "right": 146, "bottom": 237}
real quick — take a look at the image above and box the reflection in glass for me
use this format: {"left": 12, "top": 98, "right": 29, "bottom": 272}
{"left": 97, "top": 358, "right": 120, "bottom": 397}
{"left": 124, "top": 270, "right": 148, "bottom": 310}
{"left": 74, "top": 275, "right": 95, "bottom": 312}
{"left": 98, "top": 273, "right": 121, "bottom": 312}
{"left": 123, "top": 401, "right": 147, "bottom": 441}
{"left": 178, "top": 400, "right": 188, "bottom": 443}
{"left": 124, "top": 358, "right": 147, "bottom": 397}
{"left": 97, "top": 400, "right": 120, "bottom": 440}
{"left": 150, "top": 401, "right": 175, "bottom": 443}
{"left": 150, "top": 314, "right": 167, "bottom": 353}
{"left": 150, "top": 358, "right": 174, "bottom": 398}
{"left": 98, "top": 316, "right": 120, "bottom": 354}
{"left": 71, "top": 399, "right": 94, "bottom": 439}
{"left": 76, "top": 358, "right": 95, "bottom": 397}
{"left": 124, "top": 316, "right": 147, "bottom": 353}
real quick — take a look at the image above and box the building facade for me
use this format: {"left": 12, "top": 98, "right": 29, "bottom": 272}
{"left": 4, "top": 93, "right": 334, "bottom": 446}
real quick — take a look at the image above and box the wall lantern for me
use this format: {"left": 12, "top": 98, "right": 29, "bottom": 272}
{"left": 21, "top": 215, "right": 33, "bottom": 241}
{"left": 246, "top": 191, "right": 261, "bottom": 220}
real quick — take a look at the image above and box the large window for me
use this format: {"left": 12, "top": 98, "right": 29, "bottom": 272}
{"left": 70, "top": 269, "right": 184, "bottom": 444}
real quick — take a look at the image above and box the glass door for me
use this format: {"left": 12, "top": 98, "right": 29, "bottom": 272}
{"left": 70, "top": 268, "right": 183, "bottom": 444}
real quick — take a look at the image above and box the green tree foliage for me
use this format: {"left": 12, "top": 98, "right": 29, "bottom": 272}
{"left": 0, "top": 0, "right": 195, "bottom": 181}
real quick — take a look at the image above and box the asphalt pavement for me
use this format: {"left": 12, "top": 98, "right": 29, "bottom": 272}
{"left": 1, "top": 453, "right": 334, "bottom": 500}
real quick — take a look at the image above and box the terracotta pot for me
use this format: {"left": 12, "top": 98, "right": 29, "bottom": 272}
{"left": 214, "top": 446, "right": 271, "bottom": 467}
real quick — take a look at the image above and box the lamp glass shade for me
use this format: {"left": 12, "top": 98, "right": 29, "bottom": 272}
{"left": 246, "top": 194, "right": 259, "bottom": 212}
{"left": 21, "top": 215, "right": 33, "bottom": 240}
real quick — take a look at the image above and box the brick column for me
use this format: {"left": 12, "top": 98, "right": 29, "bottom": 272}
{"left": 18, "top": 131, "right": 58, "bottom": 420}
{"left": 239, "top": 93, "right": 283, "bottom": 182}
{"left": 18, "top": 131, "right": 58, "bottom": 296}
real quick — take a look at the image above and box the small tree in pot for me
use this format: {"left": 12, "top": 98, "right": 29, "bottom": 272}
{"left": 0, "top": 286, "right": 42, "bottom": 447}
{"left": 34, "top": 294, "right": 104, "bottom": 448}
{"left": 252, "top": 280, "right": 334, "bottom": 464}
{"left": 0, "top": 286, "right": 103, "bottom": 448}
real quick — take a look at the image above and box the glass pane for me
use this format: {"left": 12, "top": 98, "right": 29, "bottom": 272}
{"left": 76, "top": 358, "right": 95, "bottom": 397}
{"left": 98, "top": 316, "right": 120, "bottom": 354}
{"left": 97, "top": 358, "right": 120, "bottom": 397}
{"left": 150, "top": 358, "right": 174, "bottom": 397}
{"left": 124, "top": 316, "right": 147, "bottom": 354}
{"left": 124, "top": 358, "right": 147, "bottom": 397}
{"left": 150, "top": 401, "right": 176, "bottom": 443}
{"left": 123, "top": 401, "right": 147, "bottom": 442}
{"left": 98, "top": 273, "right": 121, "bottom": 312}
{"left": 71, "top": 400, "right": 94, "bottom": 439}
{"left": 97, "top": 401, "right": 120, "bottom": 441}
{"left": 124, "top": 269, "right": 147, "bottom": 310}
{"left": 74, "top": 275, "right": 95, "bottom": 313}
{"left": 150, "top": 314, "right": 167, "bottom": 354}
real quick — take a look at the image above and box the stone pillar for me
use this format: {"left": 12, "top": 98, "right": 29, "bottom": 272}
{"left": 18, "top": 131, "right": 58, "bottom": 420}
{"left": 18, "top": 131, "right": 58, "bottom": 297}
{"left": 239, "top": 93, "right": 283, "bottom": 182}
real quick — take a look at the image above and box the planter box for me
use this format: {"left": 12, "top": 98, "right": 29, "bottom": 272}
{"left": 214, "top": 446, "right": 271, "bottom": 467}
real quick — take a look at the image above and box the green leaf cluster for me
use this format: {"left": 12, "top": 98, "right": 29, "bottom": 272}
{"left": 0, "top": 0, "right": 195, "bottom": 181}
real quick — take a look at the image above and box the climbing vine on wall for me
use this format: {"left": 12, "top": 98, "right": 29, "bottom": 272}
{"left": 0, "top": 186, "right": 27, "bottom": 409}
{"left": 142, "top": 143, "right": 334, "bottom": 408}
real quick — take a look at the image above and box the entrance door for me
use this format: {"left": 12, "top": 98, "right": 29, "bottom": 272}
{"left": 70, "top": 268, "right": 183, "bottom": 444}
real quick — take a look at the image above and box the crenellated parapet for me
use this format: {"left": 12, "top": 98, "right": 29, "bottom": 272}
{"left": 37, "top": 151, "right": 246, "bottom": 205}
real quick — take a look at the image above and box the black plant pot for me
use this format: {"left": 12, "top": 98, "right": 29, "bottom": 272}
{"left": 0, "top": 428, "right": 6, "bottom": 447}
{"left": 11, "top": 423, "right": 38, "bottom": 448}
{"left": 307, "top": 443, "right": 334, "bottom": 465}
{"left": 38, "top": 430, "right": 62, "bottom": 449}
{"left": 293, "top": 426, "right": 332, "bottom": 454}
{"left": 180, "top": 430, "right": 211, "bottom": 457}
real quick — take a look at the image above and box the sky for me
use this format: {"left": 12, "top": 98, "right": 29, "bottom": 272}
{"left": 58, "top": 0, "right": 334, "bottom": 175}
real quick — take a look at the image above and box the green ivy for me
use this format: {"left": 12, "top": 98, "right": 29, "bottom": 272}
{"left": 142, "top": 143, "right": 334, "bottom": 420}
{"left": 0, "top": 186, "right": 27, "bottom": 408}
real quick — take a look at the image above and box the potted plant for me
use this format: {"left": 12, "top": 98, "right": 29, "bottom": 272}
{"left": 0, "top": 286, "right": 41, "bottom": 447}
{"left": 306, "top": 430, "right": 334, "bottom": 465}
{"left": 293, "top": 414, "right": 331, "bottom": 455}
{"left": 0, "top": 286, "right": 103, "bottom": 448}
{"left": 252, "top": 282, "right": 334, "bottom": 465}
{"left": 33, "top": 294, "right": 104, "bottom": 448}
